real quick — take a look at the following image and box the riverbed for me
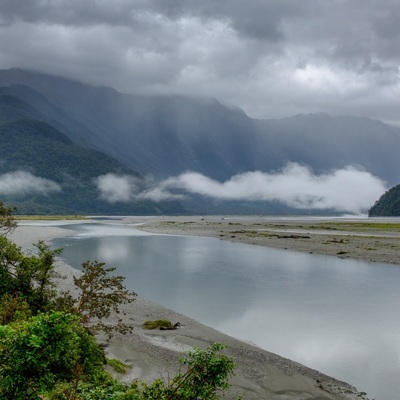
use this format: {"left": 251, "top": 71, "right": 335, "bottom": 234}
{"left": 12, "top": 216, "right": 400, "bottom": 399}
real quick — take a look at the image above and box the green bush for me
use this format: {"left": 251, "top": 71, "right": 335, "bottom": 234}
{"left": 0, "top": 312, "right": 105, "bottom": 399}
{"left": 143, "top": 319, "right": 174, "bottom": 330}
{"left": 132, "top": 343, "right": 237, "bottom": 400}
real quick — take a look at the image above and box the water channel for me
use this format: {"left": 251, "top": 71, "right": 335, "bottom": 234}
{"left": 51, "top": 221, "right": 400, "bottom": 400}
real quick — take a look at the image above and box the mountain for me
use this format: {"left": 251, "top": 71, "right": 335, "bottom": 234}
{"left": 1, "top": 68, "right": 400, "bottom": 214}
{"left": 0, "top": 110, "right": 183, "bottom": 215}
{"left": 1, "top": 68, "right": 400, "bottom": 185}
{"left": 369, "top": 185, "right": 400, "bottom": 216}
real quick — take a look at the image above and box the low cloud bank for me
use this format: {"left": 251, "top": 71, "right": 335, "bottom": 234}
{"left": 96, "top": 164, "right": 387, "bottom": 213}
{"left": 95, "top": 173, "right": 137, "bottom": 203}
{"left": 0, "top": 171, "right": 61, "bottom": 195}
{"left": 95, "top": 173, "right": 182, "bottom": 203}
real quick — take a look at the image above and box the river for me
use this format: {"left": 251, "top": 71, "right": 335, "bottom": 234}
{"left": 51, "top": 220, "right": 400, "bottom": 400}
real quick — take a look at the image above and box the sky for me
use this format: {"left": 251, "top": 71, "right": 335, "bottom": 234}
{"left": 1, "top": 0, "right": 400, "bottom": 125}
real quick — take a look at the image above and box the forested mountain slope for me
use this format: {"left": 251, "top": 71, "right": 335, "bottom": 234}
{"left": 0, "top": 104, "right": 183, "bottom": 214}
{"left": 369, "top": 185, "right": 400, "bottom": 216}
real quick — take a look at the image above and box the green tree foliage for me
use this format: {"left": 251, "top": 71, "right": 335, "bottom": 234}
{"left": 0, "top": 315, "right": 236, "bottom": 400}
{"left": 0, "top": 312, "right": 105, "bottom": 400}
{"left": 0, "top": 236, "right": 62, "bottom": 316}
{"left": 0, "top": 293, "right": 31, "bottom": 325}
{"left": 57, "top": 261, "right": 137, "bottom": 338}
{"left": 0, "top": 117, "right": 184, "bottom": 216}
{"left": 0, "top": 200, "right": 16, "bottom": 236}
{"left": 132, "top": 343, "right": 237, "bottom": 400}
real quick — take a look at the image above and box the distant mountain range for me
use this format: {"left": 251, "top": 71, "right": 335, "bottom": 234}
{"left": 0, "top": 68, "right": 399, "bottom": 215}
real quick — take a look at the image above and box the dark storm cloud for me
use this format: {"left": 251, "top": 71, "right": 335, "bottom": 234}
{"left": 0, "top": 0, "right": 399, "bottom": 123}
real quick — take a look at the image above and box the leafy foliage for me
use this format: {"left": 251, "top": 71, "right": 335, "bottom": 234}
{"left": 0, "top": 293, "right": 31, "bottom": 325}
{"left": 143, "top": 320, "right": 174, "bottom": 330}
{"left": 0, "top": 312, "right": 105, "bottom": 400}
{"left": 0, "top": 200, "right": 16, "bottom": 235}
{"left": 106, "top": 359, "right": 131, "bottom": 374}
{"left": 0, "top": 236, "right": 63, "bottom": 316}
{"left": 57, "top": 261, "right": 136, "bottom": 338}
{"left": 132, "top": 343, "right": 237, "bottom": 400}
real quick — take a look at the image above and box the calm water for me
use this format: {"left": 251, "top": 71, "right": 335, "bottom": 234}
{"left": 52, "top": 221, "right": 400, "bottom": 400}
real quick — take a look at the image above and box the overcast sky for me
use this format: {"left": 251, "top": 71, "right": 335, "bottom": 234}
{"left": 0, "top": 0, "right": 399, "bottom": 124}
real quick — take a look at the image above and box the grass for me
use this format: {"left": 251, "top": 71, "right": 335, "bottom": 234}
{"left": 263, "top": 222, "right": 400, "bottom": 232}
{"left": 143, "top": 319, "right": 174, "bottom": 330}
{"left": 311, "top": 222, "right": 400, "bottom": 232}
{"left": 246, "top": 231, "right": 273, "bottom": 238}
{"left": 107, "top": 358, "right": 131, "bottom": 374}
{"left": 15, "top": 215, "right": 87, "bottom": 220}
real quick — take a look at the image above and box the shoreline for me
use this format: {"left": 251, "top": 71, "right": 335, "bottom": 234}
{"left": 9, "top": 219, "right": 373, "bottom": 400}
{"left": 135, "top": 215, "right": 400, "bottom": 266}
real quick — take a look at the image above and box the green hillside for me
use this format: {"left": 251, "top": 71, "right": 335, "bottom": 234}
{"left": 0, "top": 116, "right": 183, "bottom": 215}
{"left": 369, "top": 185, "right": 400, "bottom": 216}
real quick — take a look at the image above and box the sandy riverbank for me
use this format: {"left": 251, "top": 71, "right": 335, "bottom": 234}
{"left": 9, "top": 220, "right": 373, "bottom": 400}
{"left": 136, "top": 215, "right": 400, "bottom": 265}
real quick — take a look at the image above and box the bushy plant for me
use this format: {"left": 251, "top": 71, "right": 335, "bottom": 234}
{"left": 0, "top": 312, "right": 105, "bottom": 399}
{"left": 0, "top": 293, "right": 31, "bottom": 324}
{"left": 56, "top": 261, "right": 136, "bottom": 338}
{"left": 0, "top": 236, "right": 62, "bottom": 317}
{"left": 143, "top": 319, "right": 174, "bottom": 330}
{"left": 0, "top": 200, "right": 16, "bottom": 235}
{"left": 131, "top": 343, "right": 237, "bottom": 400}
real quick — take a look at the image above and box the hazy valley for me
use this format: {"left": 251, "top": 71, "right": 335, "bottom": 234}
{"left": 0, "top": 68, "right": 399, "bottom": 215}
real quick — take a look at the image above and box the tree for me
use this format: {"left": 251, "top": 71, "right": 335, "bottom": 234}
{"left": 57, "top": 261, "right": 137, "bottom": 338}
{"left": 0, "top": 200, "right": 16, "bottom": 236}
{"left": 0, "top": 237, "right": 62, "bottom": 317}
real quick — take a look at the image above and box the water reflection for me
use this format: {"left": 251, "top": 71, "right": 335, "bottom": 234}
{"left": 53, "top": 224, "right": 400, "bottom": 400}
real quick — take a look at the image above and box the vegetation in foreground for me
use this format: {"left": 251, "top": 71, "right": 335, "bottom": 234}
{"left": 0, "top": 201, "right": 237, "bottom": 399}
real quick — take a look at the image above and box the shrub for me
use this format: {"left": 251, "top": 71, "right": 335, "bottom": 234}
{"left": 143, "top": 319, "right": 174, "bottom": 330}
{"left": 0, "top": 312, "right": 105, "bottom": 399}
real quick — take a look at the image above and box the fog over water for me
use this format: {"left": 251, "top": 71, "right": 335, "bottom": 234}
{"left": 51, "top": 221, "right": 400, "bottom": 400}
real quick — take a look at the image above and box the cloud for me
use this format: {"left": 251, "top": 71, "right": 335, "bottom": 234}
{"left": 95, "top": 173, "right": 137, "bottom": 203}
{"left": 162, "top": 164, "right": 386, "bottom": 213}
{"left": 136, "top": 187, "right": 183, "bottom": 202}
{"left": 95, "top": 173, "right": 181, "bottom": 203}
{"left": 0, "top": 171, "right": 61, "bottom": 195}
{"left": 1, "top": 1, "right": 400, "bottom": 124}
{"left": 95, "top": 164, "right": 387, "bottom": 213}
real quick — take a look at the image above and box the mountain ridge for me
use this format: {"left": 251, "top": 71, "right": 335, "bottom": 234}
{"left": 0, "top": 104, "right": 184, "bottom": 215}
{"left": 0, "top": 68, "right": 398, "bottom": 214}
